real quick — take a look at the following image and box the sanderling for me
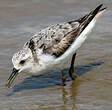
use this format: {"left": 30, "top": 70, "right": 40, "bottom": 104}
{"left": 6, "top": 4, "right": 106, "bottom": 88}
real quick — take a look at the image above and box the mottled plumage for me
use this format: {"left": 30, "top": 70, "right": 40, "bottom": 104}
{"left": 6, "top": 4, "right": 107, "bottom": 88}
{"left": 24, "top": 4, "right": 106, "bottom": 59}
{"left": 24, "top": 22, "right": 80, "bottom": 57}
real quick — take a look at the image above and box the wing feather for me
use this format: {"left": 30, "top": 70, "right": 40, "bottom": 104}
{"left": 24, "top": 22, "right": 80, "bottom": 57}
{"left": 24, "top": 4, "right": 106, "bottom": 58}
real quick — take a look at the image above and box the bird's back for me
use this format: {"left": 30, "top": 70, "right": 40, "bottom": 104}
{"left": 23, "top": 4, "right": 106, "bottom": 65}
{"left": 24, "top": 22, "right": 79, "bottom": 49}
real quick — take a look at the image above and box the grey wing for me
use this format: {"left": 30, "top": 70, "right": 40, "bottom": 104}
{"left": 24, "top": 4, "right": 106, "bottom": 59}
{"left": 39, "top": 4, "right": 105, "bottom": 57}
{"left": 24, "top": 21, "right": 80, "bottom": 57}
{"left": 44, "top": 25, "right": 80, "bottom": 57}
{"left": 37, "top": 22, "right": 79, "bottom": 49}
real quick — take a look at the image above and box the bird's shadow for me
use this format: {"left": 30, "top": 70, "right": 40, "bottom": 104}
{"left": 7, "top": 61, "right": 104, "bottom": 96}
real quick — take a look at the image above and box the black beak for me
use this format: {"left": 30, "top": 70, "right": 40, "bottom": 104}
{"left": 6, "top": 68, "right": 19, "bottom": 88}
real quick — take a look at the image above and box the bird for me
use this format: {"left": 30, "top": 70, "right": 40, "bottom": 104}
{"left": 6, "top": 4, "right": 106, "bottom": 88}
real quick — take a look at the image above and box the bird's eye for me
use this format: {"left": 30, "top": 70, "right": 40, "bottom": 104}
{"left": 19, "top": 60, "right": 25, "bottom": 65}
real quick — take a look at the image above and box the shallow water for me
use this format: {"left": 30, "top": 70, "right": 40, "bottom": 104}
{"left": 0, "top": 0, "right": 112, "bottom": 110}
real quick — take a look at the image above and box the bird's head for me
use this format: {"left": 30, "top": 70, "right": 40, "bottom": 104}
{"left": 6, "top": 48, "right": 34, "bottom": 88}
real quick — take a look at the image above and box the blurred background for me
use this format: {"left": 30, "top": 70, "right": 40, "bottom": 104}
{"left": 0, "top": 0, "right": 112, "bottom": 110}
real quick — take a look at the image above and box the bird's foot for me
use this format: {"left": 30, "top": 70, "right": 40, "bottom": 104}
{"left": 70, "top": 73, "right": 78, "bottom": 80}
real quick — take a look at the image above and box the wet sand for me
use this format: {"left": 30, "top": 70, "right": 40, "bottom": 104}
{"left": 0, "top": 0, "right": 112, "bottom": 110}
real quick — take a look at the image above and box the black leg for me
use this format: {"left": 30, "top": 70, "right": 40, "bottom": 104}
{"left": 69, "top": 53, "right": 77, "bottom": 80}
{"left": 61, "top": 70, "right": 66, "bottom": 86}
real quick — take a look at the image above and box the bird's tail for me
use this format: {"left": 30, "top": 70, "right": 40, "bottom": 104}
{"left": 79, "top": 4, "right": 107, "bottom": 32}
{"left": 69, "top": 4, "right": 107, "bottom": 33}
